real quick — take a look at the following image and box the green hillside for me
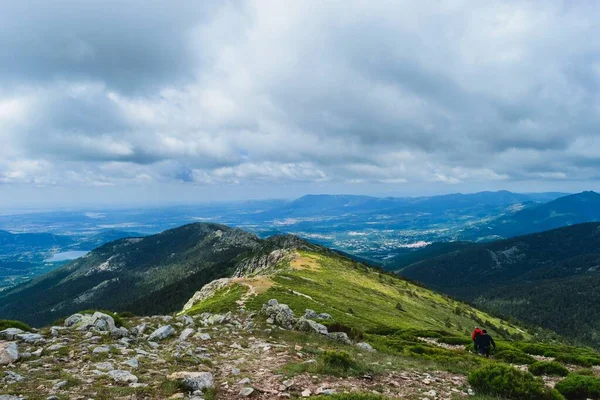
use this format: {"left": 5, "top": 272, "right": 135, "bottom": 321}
{"left": 399, "top": 222, "right": 600, "bottom": 347}
{"left": 0, "top": 223, "right": 263, "bottom": 326}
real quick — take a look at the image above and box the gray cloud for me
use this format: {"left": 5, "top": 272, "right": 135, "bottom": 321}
{"left": 1, "top": 0, "right": 600, "bottom": 202}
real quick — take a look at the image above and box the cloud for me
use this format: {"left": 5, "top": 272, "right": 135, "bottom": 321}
{"left": 1, "top": 0, "right": 600, "bottom": 200}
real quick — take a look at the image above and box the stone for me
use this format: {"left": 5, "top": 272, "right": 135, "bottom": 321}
{"left": 124, "top": 357, "right": 139, "bottom": 369}
{"left": 0, "top": 396, "right": 24, "bottom": 400}
{"left": 301, "top": 389, "right": 311, "bottom": 397}
{"left": 107, "top": 370, "right": 138, "bottom": 383}
{"left": 46, "top": 344, "right": 64, "bottom": 352}
{"left": 92, "top": 345, "right": 111, "bottom": 354}
{"left": 261, "top": 301, "right": 297, "bottom": 329}
{"left": 0, "top": 328, "right": 24, "bottom": 340}
{"left": 0, "top": 341, "right": 19, "bottom": 365}
{"left": 111, "top": 327, "right": 129, "bottom": 339}
{"left": 17, "top": 333, "right": 44, "bottom": 343}
{"left": 197, "top": 332, "right": 211, "bottom": 340}
{"left": 148, "top": 325, "right": 175, "bottom": 341}
{"left": 178, "top": 328, "right": 195, "bottom": 341}
{"left": 426, "top": 390, "right": 437, "bottom": 398}
{"left": 239, "top": 387, "right": 254, "bottom": 397}
{"left": 167, "top": 371, "right": 214, "bottom": 390}
{"left": 178, "top": 315, "right": 194, "bottom": 326}
{"left": 295, "top": 317, "right": 328, "bottom": 335}
{"left": 131, "top": 323, "right": 147, "bottom": 336}
{"left": 53, "top": 380, "right": 68, "bottom": 390}
{"left": 64, "top": 313, "right": 84, "bottom": 327}
{"left": 303, "top": 309, "right": 319, "bottom": 319}
{"left": 94, "top": 362, "right": 115, "bottom": 371}
{"left": 2, "top": 371, "right": 24, "bottom": 383}
{"left": 238, "top": 377, "right": 251, "bottom": 385}
{"left": 326, "top": 332, "right": 351, "bottom": 344}
{"left": 206, "top": 313, "right": 231, "bottom": 325}
{"left": 317, "top": 313, "right": 333, "bottom": 320}
{"left": 356, "top": 342, "right": 375, "bottom": 352}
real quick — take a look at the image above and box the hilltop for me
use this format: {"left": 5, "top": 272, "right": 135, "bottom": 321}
{"left": 399, "top": 222, "right": 600, "bottom": 347}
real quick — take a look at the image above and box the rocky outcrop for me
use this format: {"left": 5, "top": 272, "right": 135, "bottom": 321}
{"left": 182, "top": 278, "right": 233, "bottom": 312}
{"left": 262, "top": 299, "right": 297, "bottom": 329}
{"left": 65, "top": 311, "right": 116, "bottom": 332}
{"left": 295, "top": 317, "right": 328, "bottom": 335}
{"left": 233, "top": 249, "right": 293, "bottom": 278}
{"left": 147, "top": 325, "right": 175, "bottom": 341}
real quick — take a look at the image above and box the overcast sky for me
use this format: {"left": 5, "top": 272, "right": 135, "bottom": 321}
{"left": 1, "top": 0, "right": 600, "bottom": 207}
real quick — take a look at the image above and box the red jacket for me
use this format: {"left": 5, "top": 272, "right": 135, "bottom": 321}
{"left": 472, "top": 328, "right": 482, "bottom": 340}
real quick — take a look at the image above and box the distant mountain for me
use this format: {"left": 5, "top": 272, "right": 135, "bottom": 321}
{"left": 459, "top": 191, "right": 600, "bottom": 240}
{"left": 0, "top": 223, "right": 334, "bottom": 326}
{"left": 400, "top": 222, "right": 600, "bottom": 347}
{"left": 0, "top": 230, "right": 74, "bottom": 262}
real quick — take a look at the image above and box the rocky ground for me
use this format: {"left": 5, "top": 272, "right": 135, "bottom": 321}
{"left": 0, "top": 301, "right": 476, "bottom": 400}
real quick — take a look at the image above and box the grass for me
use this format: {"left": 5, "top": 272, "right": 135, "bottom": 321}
{"left": 0, "top": 319, "right": 32, "bottom": 331}
{"left": 184, "top": 284, "right": 247, "bottom": 315}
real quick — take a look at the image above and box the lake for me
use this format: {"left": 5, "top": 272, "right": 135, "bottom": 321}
{"left": 47, "top": 250, "right": 89, "bottom": 262}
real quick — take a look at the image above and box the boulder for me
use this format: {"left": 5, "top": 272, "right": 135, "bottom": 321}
{"left": 148, "top": 325, "right": 175, "bottom": 341}
{"left": 318, "top": 313, "right": 333, "bottom": 320}
{"left": 356, "top": 342, "right": 375, "bottom": 352}
{"left": 111, "top": 327, "right": 129, "bottom": 339}
{"left": 167, "top": 371, "right": 214, "bottom": 391}
{"left": 295, "top": 317, "right": 328, "bottom": 335}
{"left": 206, "top": 313, "right": 231, "bottom": 325}
{"left": 303, "top": 309, "right": 319, "bottom": 319}
{"left": 16, "top": 333, "right": 44, "bottom": 343}
{"left": 107, "top": 370, "right": 138, "bottom": 383}
{"left": 124, "top": 358, "right": 139, "bottom": 369}
{"left": 0, "top": 342, "right": 19, "bottom": 365}
{"left": 0, "top": 396, "right": 23, "bottom": 400}
{"left": 178, "top": 328, "right": 195, "bottom": 341}
{"left": 327, "top": 332, "right": 352, "bottom": 344}
{"left": 0, "top": 328, "right": 24, "bottom": 340}
{"left": 131, "top": 323, "right": 147, "bottom": 336}
{"left": 261, "top": 300, "right": 297, "bottom": 329}
{"left": 91, "top": 312, "right": 116, "bottom": 331}
{"left": 64, "top": 313, "right": 84, "bottom": 327}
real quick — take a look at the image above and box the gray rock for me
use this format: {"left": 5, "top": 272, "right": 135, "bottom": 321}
{"left": 295, "top": 317, "right": 328, "bottom": 335}
{"left": 124, "top": 357, "right": 139, "bottom": 369}
{"left": 148, "top": 325, "right": 175, "bottom": 341}
{"left": 206, "top": 313, "right": 231, "bottom": 325}
{"left": 17, "top": 333, "right": 44, "bottom": 343}
{"left": 0, "top": 341, "right": 19, "bottom": 365}
{"left": 178, "top": 328, "right": 195, "bottom": 341}
{"left": 53, "top": 380, "right": 68, "bottom": 390}
{"left": 0, "top": 328, "right": 24, "bottom": 340}
{"left": 317, "top": 313, "right": 333, "bottom": 320}
{"left": 131, "top": 323, "right": 147, "bottom": 336}
{"left": 356, "top": 342, "right": 375, "bottom": 352}
{"left": 46, "top": 344, "right": 64, "bottom": 352}
{"left": 327, "top": 332, "right": 352, "bottom": 344}
{"left": 94, "top": 361, "right": 115, "bottom": 371}
{"left": 239, "top": 387, "right": 255, "bottom": 397}
{"left": 303, "top": 309, "right": 319, "bottom": 319}
{"left": 238, "top": 377, "right": 251, "bottom": 385}
{"left": 64, "top": 313, "right": 84, "bottom": 327}
{"left": 92, "top": 345, "right": 111, "bottom": 354}
{"left": 111, "top": 327, "right": 129, "bottom": 339}
{"left": 197, "top": 332, "right": 211, "bottom": 341}
{"left": 0, "top": 396, "right": 24, "bottom": 400}
{"left": 107, "top": 370, "right": 138, "bottom": 383}
{"left": 178, "top": 315, "right": 194, "bottom": 326}
{"left": 167, "top": 371, "right": 213, "bottom": 390}
{"left": 72, "top": 312, "right": 116, "bottom": 332}
{"left": 261, "top": 300, "right": 297, "bottom": 329}
{"left": 2, "top": 371, "right": 24, "bottom": 383}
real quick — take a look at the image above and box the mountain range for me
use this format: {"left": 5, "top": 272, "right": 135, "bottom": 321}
{"left": 398, "top": 222, "right": 600, "bottom": 347}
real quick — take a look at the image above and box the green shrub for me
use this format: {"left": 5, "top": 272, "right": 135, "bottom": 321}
{"left": 0, "top": 319, "right": 32, "bottom": 332}
{"left": 325, "top": 323, "right": 364, "bottom": 341}
{"left": 323, "top": 351, "right": 355, "bottom": 371}
{"left": 468, "top": 364, "right": 564, "bottom": 400}
{"left": 516, "top": 343, "right": 558, "bottom": 357}
{"left": 574, "top": 369, "right": 595, "bottom": 376}
{"left": 118, "top": 311, "right": 136, "bottom": 318}
{"left": 555, "top": 374, "right": 600, "bottom": 400}
{"left": 495, "top": 349, "right": 536, "bottom": 365}
{"left": 556, "top": 355, "right": 593, "bottom": 368}
{"left": 529, "top": 361, "right": 569, "bottom": 377}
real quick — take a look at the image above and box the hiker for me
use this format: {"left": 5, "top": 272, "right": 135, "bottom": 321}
{"left": 471, "top": 326, "right": 482, "bottom": 352}
{"left": 478, "top": 329, "right": 496, "bottom": 357}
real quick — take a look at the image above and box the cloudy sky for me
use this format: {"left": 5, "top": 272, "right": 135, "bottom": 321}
{"left": 1, "top": 0, "right": 600, "bottom": 207}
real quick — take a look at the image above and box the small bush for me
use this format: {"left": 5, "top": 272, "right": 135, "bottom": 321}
{"left": 516, "top": 343, "right": 558, "bottom": 357}
{"left": 468, "top": 364, "right": 564, "bottom": 400}
{"left": 323, "top": 351, "right": 355, "bottom": 371}
{"left": 555, "top": 374, "right": 600, "bottom": 400}
{"left": 529, "top": 361, "right": 569, "bottom": 377}
{"left": 495, "top": 349, "right": 536, "bottom": 365}
{"left": 118, "top": 311, "right": 136, "bottom": 318}
{"left": 556, "top": 355, "right": 593, "bottom": 368}
{"left": 574, "top": 369, "right": 595, "bottom": 376}
{"left": 0, "top": 319, "right": 32, "bottom": 332}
